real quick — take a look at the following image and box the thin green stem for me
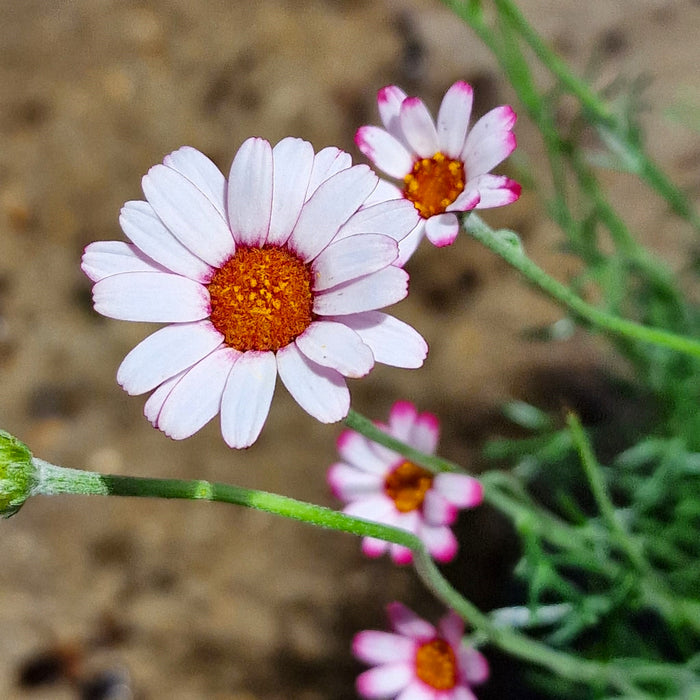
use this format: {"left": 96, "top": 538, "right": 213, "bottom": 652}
{"left": 464, "top": 213, "right": 700, "bottom": 359}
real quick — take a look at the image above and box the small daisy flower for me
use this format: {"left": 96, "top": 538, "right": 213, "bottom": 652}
{"left": 328, "top": 401, "right": 483, "bottom": 564}
{"left": 354, "top": 602, "right": 489, "bottom": 700}
{"left": 82, "top": 138, "right": 427, "bottom": 448}
{"left": 355, "top": 81, "right": 521, "bottom": 259}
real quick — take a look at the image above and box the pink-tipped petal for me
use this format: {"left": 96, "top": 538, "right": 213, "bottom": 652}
{"left": 163, "top": 146, "right": 227, "bottom": 218}
{"left": 353, "top": 631, "right": 416, "bottom": 665}
{"left": 117, "top": 321, "right": 224, "bottom": 395}
{"left": 288, "top": 165, "right": 378, "bottom": 263}
{"left": 219, "top": 350, "right": 277, "bottom": 449}
{"left": 422, "top": 490, "right": 458, "bottom": 527}
{"left": 344, "top": 494, "right": 396, "bottom": 523}
{"left": 356, "top": 664, "right": 413, "bottom": 699}
{"left": 82, "top": 240, "right": 165, "bottom": 282}
{"left": 387, "top": 401, "right": 419, "bottom": 442}
{"left": 409, "top": 412, "right": 440, "bottom": 454}
{"left": 276, "top": 343, "right": 349, "bottom": 423}
{"left": 307, "top": 146, "right": 352, "bottom": 196}
{"left": 331, "top": 311, "right": 427, "bottom": 369}
{"left": 314, "top": 266, "right": 408, "bottom": 316}
{"left": 267, "top": 137, "right": 315, "bottom": 246}
{"left": 400, "top": 96, "right": 439, "bottom": 158}
{"left": 387, "top": 602, "right": 436, "bottom": 639}
{"left": 472, "top": 174, "right": 522, "bottom": 209}
{"left": 312, "top": 234, "right": 398, "bottom": 291}
{"left": 389, "top": 543, "right": 414, "bottom": 566}
{"left": 462, "top": 105, "right": 517, "bottom": 176}
{"left": 338, "top": 199, "right": 418, "bottom": 243}
{"left": 327, "top": 462, "right": 383, "bottom": 500}
{"left": 452, "top": 687, "right": 480, "bottom": 700}
{"left": 424, "top": 213, "right": 460, "bottom": 247}
{"left": 362, "top": 536, "right": 391, "bottom": 559}
{"left": 437, "top": 610, "right": 465, "bottom": 646}
{"left": 142, "top": 164, "right": 234, "bottom": 267}
{"left": 355, "top": 126, "right": 414, "bottom": 179}
{"left": 448, "top": 188, "right": 480, "bottom": 213}
{"left": 119, "top": 201, "right": 213, "bottom": 281}
{"left": 420, "top": 524, "right": 458, "bottom": 563}
{"left": 154, "top": 347, "right": 239, "bottom": 439}
{"left": 227, "top": 137, "right": 274, "bottom": 246}
{"left": 295, "top": 321, "right": 374, "bottom": 378}
{"left": 377, "top": 84, "right": 409, "bottom": 136}
{"left": 92, "top": 272, "right": 209, "bottom": 323}
{"left": 434, "top": 473, "right": 484, "bottom": 508}
{"left": 437, "top": 81, "right": 474, "bottom": 158}
{"left": 336, "top": 429, "right": 393, "bottom": 474}
{"left": 459, "top": 647, "right": 490, "bottom": 685}
{"left": 143, "top": 371, "right": 182, "bottom": 425}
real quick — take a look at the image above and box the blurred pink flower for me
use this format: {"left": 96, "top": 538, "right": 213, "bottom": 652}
{"left": 356, "top": 81, "right": 521, "bottom": 262}
{"left": 354, "top": 602, "right": 489, "bottom": 700}
{"left": 83, "top": 138, "right": 427, "bottom": 448}
{"left": 328, "top": 401, "right": 483, "bottom": 564}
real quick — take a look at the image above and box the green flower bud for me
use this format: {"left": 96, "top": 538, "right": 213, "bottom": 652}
{"left": 0, "top": 430, "right": 37, "bottom": 518}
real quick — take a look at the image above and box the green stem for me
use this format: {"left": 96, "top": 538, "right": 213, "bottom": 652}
{"left": 464, "top": 213, "right": 700, "bottom": 359}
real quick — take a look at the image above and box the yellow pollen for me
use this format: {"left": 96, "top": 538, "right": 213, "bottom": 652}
{"left": 415, "top": 638, "right": 458, "bottom": 690}
{"left": 403, "top": 151, "right": 465, "bottom": 219}
{"left": 207, "top": 245, "right": 313, "bottom": 352}
{"left": 384, "top": 461, "right": 434, "bottom": 513}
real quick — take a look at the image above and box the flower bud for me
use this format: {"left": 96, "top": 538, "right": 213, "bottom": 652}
{"left": 0, "top": 430, "right": 37, "bottom": 518}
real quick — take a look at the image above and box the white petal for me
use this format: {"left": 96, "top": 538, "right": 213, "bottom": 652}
{"left": 307, "top": 146, "right": 352, "bottom": 196}
{"left": 462, "top": 105, "right": 517, "bottom": 177}
{"left": 408, "top": 412, "right": 440, "bottom": 453}
{"left": 142, "top": 164, "right": 234, "bottom": 267}
{"left": 387, "top": 602, "right": 436, "bottom": 639}
{"left": 336, "top": 429, "right": 393, "bottom": 474}
{"left": 437, "top": 81, "right": 473, "bottom": 158}
{"left": 267, "top": 137, "right": 314, "bottom": 246}
{"left": 396, "top": 680, "right": 437, "bottom": 700}
{"left": 356, "top": 664, "right": 413, "bottom": 698}
{"left": 120, "top": 201, "right": 213, "bottom": 281}
{"left": 155, "top": 347, "right": 239, "bottom": 439}
{"left": 387, "top": 401, "right": 419, "bottom": 441}
{"left": 227, "top": 137, "right": 274, "bottom": 246}
{"left": 434, "top": 473, "right": 484, "bottom": 508}
{"left": 424, "top": 212, "right": 460, "bottom": 247}
{"left": 355, "top": 126, "right": 414, "bottom": 179}
{"left": 396, "top": 222, "right": 425, "bottom": 266}
{"left": 344, "top": 494, "right": 396, "bottom": 523}
{"left": 422, "top": 490, "right": 458, "bottom": 526}
{"left": 276, "top": 343, "right": 349, "bottom": 422}
{"left": 220, "top": 350, "right": 277, "bottom": 448}
{"left": 471, "top": 174, "right": 522, "bottom": 209}
{"left": 82, "top": 240, "right": 164, "bottom": 282}
{"left": 377, "top": 85, "right": 408, "bottom": 136}
{"left": 163, "top": 146, "right": 227, "bottom": 217}
{"left": 288, "top": 165, "right": 378, "bottom": 263}
{"left": 335, "top": 199, "right": 419, "bottom": 243}
{"left": 330, "top": 311, "right": 427, "bottom": 368}
{"left": 419, "top": 524, "right": 458, "bottom": 563}
{"left": 92, "top": 272, "right": 209, "bottom": 322}
{"left": 117, "top": 321, "right": 224, "bottom": 395}
{"left": 353, "top": 631, "right": 415, "bottom": 664}
{"left": 312, "top": 234, "right": 398, "bottom": 291}
{"left": 143, "top": 372, "right": 183, "bottom": 424}
{"left": 459, "top": 647, "right": 490, "bottom": 685}
{"left": 327, "top": 462, "right": 383, "bottom": 500}
{"left": 400, "top": 96, "right": 439, "bottom": 158}
{"left": 448, "top": 187, "right": 480, "bottom": 212}
{"left": 295, "top": 321, "right": 374, "bottom": 378}
{"left": 313, "top": 266, "right": 408, "bottom": 316}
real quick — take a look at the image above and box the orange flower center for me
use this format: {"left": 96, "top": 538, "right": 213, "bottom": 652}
{"left": 384, "top": 461, "right": 434, "bottom": 513}
{"left": 403, "top": 152, "right": 465, "bottom": 219}
{"left": 207, "top": 245, "right": 313, "bottom": 353}
{"left": 415, "top": 638, "right": 458, "bottom": 690}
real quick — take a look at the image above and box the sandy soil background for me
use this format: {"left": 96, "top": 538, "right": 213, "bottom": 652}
{"left": 1, "top": 1, "right": 698, "bottom": 698}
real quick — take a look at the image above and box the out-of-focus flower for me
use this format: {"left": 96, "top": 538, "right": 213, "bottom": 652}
{"left": 328, "top": 401, "right": 483, "bottom": 564}
{"left": 356, "top": 81, "right": 521, "bottom": 261}
{"left": 354, "top": 602, "right": 489, "bottom": 700}
{"left": 83, "top": 139, "right": 427, "bottom": 448}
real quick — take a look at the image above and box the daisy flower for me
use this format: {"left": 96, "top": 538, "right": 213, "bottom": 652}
{"left": 82, "top": 138, "right": 427, "bottom": 448}
{"left": 327, "top": 401, "right": 483, "bottom": 564}
{"left": 354, "top": 602, "right": 489, "bottom": 700}
{"left": 355, "top": 81, "right": 521, "bottom": 260}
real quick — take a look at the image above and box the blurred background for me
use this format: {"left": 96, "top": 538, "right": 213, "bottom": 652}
{"left": 0, "top": 0, "right": 698, "bottom": 697}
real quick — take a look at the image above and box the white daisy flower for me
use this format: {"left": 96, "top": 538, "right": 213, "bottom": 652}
{"left": 356, "top": 81, "right": 521, "bottom": 262}
{"left": 354, "top": 602, "right": 489, "bottom": 700}
{"left": 328, "top": 401, "right": 483, "bottom": 564}
{"left": 82, "top": 138, "right": 427, "bottom": 448}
